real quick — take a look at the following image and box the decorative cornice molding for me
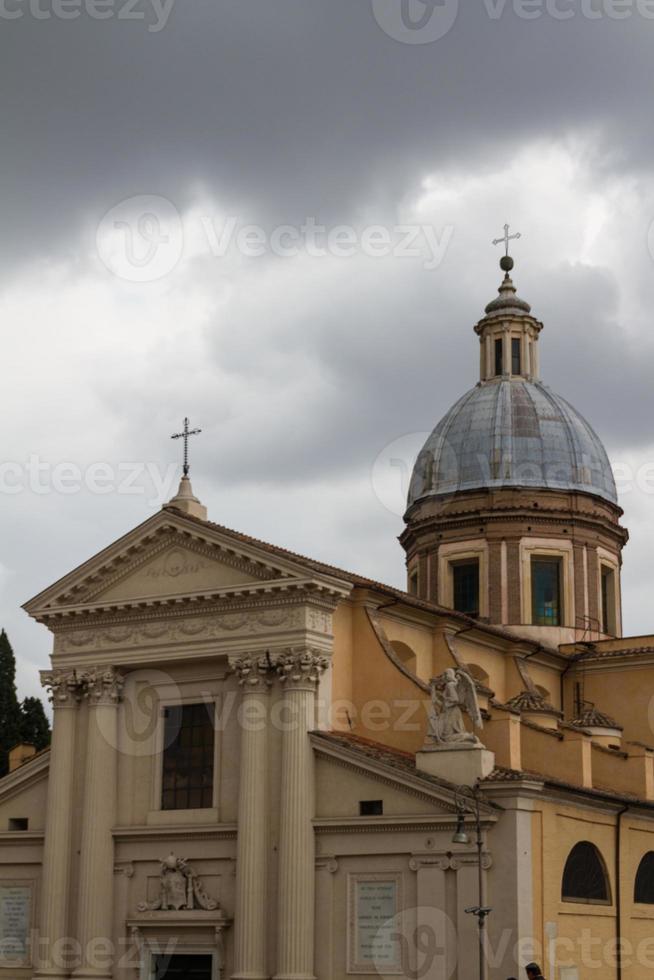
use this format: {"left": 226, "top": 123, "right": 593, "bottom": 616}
{"left": 112, "top": 824, "right": 238, "bottom": 843}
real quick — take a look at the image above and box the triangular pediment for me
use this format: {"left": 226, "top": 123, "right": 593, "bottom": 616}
{"left": 23, "top": 508, "right": 352, "bottom": 622}
{"left": 89, "top": 540, "right": 276, "bottom": 602}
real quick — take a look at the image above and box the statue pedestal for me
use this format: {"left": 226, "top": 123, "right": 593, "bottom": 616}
{"left": 416, "top": 743, "right": 495, "bottom": 786}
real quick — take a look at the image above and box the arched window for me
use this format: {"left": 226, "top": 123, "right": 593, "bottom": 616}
{"left": 634, "top": 852, "right": 654, "bottom": 904}
{"left": 390, "top": 641, "right": 417, "bottom": 675}
{"left": 562, "top": 842, "right": 611, "bottom": 904}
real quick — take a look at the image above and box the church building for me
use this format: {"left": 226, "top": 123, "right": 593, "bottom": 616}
{"left": 3, "top": 249, "right": 654, "bottom": 980}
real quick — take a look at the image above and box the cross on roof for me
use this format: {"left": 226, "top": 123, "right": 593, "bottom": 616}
{"left": 171, "top": 417, "right": 201, "bottom": 477}
{"left": 492, "top": 223, "right": 521, "bottom": 256}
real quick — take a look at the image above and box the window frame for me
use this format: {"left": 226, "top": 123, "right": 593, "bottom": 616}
{"left": 438, "top": 541, "right": 489, "bottom": 620}
{"left": 520, "top": 540, "right": 574, "bottom": 629}
{"left": 561, "top": 841, "right": 612, "bottom": 906}
{"left": 597, "top": 549, "right": 620, "bottom": 637}
{"left": 451, "top": 557, "right": 481, "bottom": 617}
{"left": 160, "top": 701, "right": 216, "bottom": 813}
{"left": 494, "top": 337, "right": 504, "bottom": 377}
{"left": 531, "top": 555, "right": 563, "bottom": 627}
{"left": 511, "top": 336, "right": 522, "bottom": 376}
{"left": 634, "top": 852, "right": 654, "bottom": 905}
{"left": 152, "top": 695, "right": 220, "bottom": 818}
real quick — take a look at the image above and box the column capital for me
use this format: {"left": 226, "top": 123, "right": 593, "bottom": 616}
{"left": 230, "top": 653, "right": 274, "bottom": 691}
{"left": 40, "top": 668, "right": 83, "bottom": 708}
{"left": 275, "top": 648, "right": 330, "bottom": 690}
{"left": 80, "top": 665, "right": 125, "bottom": 705}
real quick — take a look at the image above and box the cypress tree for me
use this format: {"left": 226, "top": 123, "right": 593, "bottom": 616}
{"left": 20, "top": 696, "right": 51, "bottom": 751}
{"left": 0, "top": 629, "right": 23, "bottom": 777}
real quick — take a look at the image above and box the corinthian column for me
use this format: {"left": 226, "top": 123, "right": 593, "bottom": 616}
{"left": 274, "top": 650, "right": 329, "bottom": 980}
{"left": 72, "top": 667, "right": 124, "bottom": 980}
{"left": 231, "top": 655, "right": 273, "bottom": 980}
{"left": 33, "top": 670, "right": 83, "bottom": 980}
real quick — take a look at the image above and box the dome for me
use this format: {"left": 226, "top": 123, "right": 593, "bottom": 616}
{"left": 407, "top": 379, "right": 617, "bottom": 508}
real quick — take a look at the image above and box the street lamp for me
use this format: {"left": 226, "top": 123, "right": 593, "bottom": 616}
{"left": 452, "top": 782, "right": 492, "bottom": 980}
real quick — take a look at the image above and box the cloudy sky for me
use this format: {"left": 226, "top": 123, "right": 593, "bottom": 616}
{"left": 2, "top": 0, "right": 654, "bottom": 698}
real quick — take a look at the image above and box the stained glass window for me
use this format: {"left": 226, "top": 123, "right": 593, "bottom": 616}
{"left": 532, "top": 557, "right": 562, "bottom": 627}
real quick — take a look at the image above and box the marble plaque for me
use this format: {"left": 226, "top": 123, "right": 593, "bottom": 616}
{"left": 348, "top": 875, "right": 401, "bottom": 973}
{"left": 0, "top": 884, "right": 31, "bottom": 965}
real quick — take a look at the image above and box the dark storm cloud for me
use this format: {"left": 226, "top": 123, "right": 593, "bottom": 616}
{"left": 1, "top": 0, "right": 654, "bottom": 270}
{"left": 3, "top": 0, "right": 654, "bottom": 690}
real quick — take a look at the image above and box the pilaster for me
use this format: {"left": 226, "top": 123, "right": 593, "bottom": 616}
{"left": 72, "top": 666, "right": 124, "bottom": 980}
{"left": 230, "top": 655, "right": 274, "bottom": 980}
{"left": 32, "top": 670, "right": 83, "bottom": 980}
{"left": 274, "top": 649, "right": 329, "bottom": 980}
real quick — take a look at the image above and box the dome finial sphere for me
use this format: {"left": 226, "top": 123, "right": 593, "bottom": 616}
{"left": 500, "top": 254, "right": 514, "bottom": 272}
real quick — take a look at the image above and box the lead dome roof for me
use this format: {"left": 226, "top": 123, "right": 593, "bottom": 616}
{"left": 407, "top": 378, "right": 617, "bottom": 508}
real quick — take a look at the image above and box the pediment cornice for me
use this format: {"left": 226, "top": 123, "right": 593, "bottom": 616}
{"left": 24, "top": 510, "right": 352, "bottom": 627}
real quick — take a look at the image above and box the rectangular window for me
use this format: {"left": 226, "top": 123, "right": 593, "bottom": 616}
{"left": 161, "top": 702, "right": 215, "bottom": 811}
{"left": 359, "top": 800, "right": 383, "bottom": 816}
{"left": 511, "top": 337, "right": 521, "bottom": 375}
{"left": 601, "top": 565, "right": 616, "bottom": 635}
{"left": 531, "top": 557, "right": 562, "bottom": 626}
{"left": 452, "top": 559, "right": 480, "bottom": 616}
{"left": 494, "top": 338, "right": 503, "bottom": 376}
{"left": 8, "top": 818, "right": 28, "bottom": 831}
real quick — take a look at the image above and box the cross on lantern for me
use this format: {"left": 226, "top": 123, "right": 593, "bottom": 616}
{"left": 492, "top": 223, "right": 521, "bottom": 256}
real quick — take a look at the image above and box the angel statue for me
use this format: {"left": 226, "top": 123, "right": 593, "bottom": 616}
{"left": 427, "top": 667, "right": 483, "bottom": 745}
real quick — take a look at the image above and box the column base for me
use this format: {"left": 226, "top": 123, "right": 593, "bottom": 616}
{"left": 70, "top": 971, "right": 112, "bottom": 980}
{"left": 32, "top": 972, "right": 73, "bottom": 980}
{"left": 232, "top": 975, "right": 271, "bottom": 980}
{"left": 273, "top": 974, "right": 316, "bottom": 980}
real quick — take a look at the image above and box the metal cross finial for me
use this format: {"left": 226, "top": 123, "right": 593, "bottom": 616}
{"left": 492, "top": 223, "right": 521, "bottom": 256}
{"left": 171, "top": 417, "right": 202, "bottom": 477}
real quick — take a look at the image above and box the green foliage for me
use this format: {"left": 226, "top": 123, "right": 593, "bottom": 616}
{"left": 0, "top": 629, "right": 23, "bottom": 777}
{"left": 0, "top": 629, "right": 51, "bottom": 777}
{"left": 20, "top": 696, "right": 51, "bottom": 751}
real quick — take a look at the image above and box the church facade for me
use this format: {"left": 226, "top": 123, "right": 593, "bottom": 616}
{"left": 3, "top": 255, "right": 654, "bottom": 980}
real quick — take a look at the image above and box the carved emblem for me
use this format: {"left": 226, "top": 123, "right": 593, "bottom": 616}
{"left": 144, "top": 549, "right": 210, "bottom": 580}
{"left": 138, "top": 853, "right": 219, "bottom": 912}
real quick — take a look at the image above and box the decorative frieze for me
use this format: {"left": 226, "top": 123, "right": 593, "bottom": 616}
{"left": 54, "top": 604, "right": 332, "bottom": 654}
